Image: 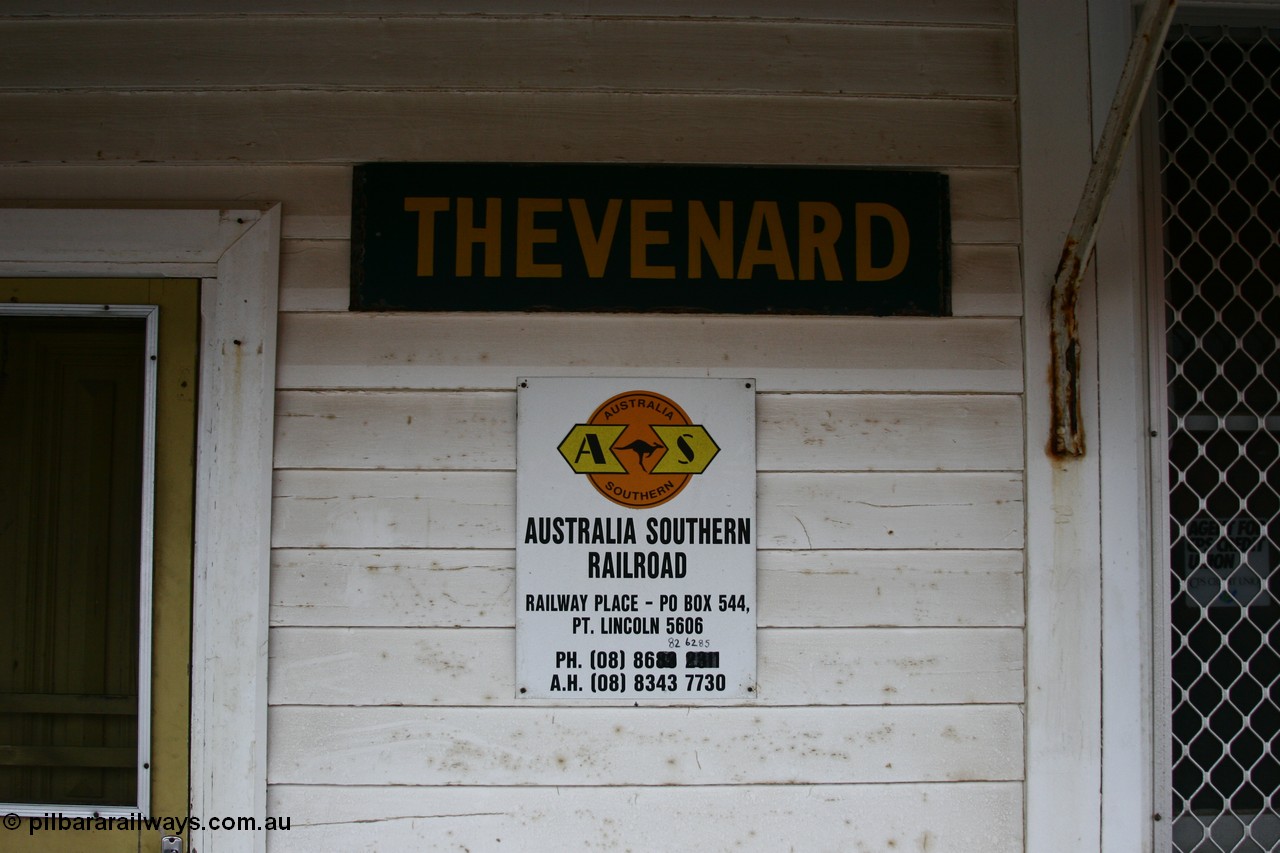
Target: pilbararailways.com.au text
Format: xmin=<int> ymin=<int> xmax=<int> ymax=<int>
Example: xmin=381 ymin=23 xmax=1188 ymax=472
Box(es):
xmin=5 ymin=812 xmax=291 ymax=835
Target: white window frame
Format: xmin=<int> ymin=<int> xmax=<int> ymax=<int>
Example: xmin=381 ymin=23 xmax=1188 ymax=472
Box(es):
xmin=0 ymin=206 xmax=280 ymax=853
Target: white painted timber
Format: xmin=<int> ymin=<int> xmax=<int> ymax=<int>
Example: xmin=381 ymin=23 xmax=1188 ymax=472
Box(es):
xmin=758 ymin=549 xmax=1024 ymax=628
xmin=950 ymin=167 xmax=1022 ymax=244
xmin=267 ymin=626 xmax=1023 ymax=706
xmin=0 ymin=164 xmax=353 ymax=240
xmin=759 ymin=472 xmax=1023 ymax=549
xmin=267 ymin=704 xmax=1023 ymax=786
xmin=271 ymin=470 xmax=512 ymax=550
xmin=760 ymin=628 xmax=1024 ymax=705
xmin=0 ymin=92 xmax=1016 ymax=167
xmin=270 ymin=470 xmax=1024 ymax=549
xmin=273 ymin=390 xmax=1022 ymax=471
xmin=270 ymin=549 xmax=515 ymax=628
xmin=0 ymin=207 xmax=280 ymax=853
xmin=0 ymin=207 xmax=252 ymax=267
xmin=275 ymin=314 xmax=1024 ymax=393
xmin=1092 ymin=0 xmax=1167 ymax=849
xmin=269 ymin=548 xmax=1024 ymax=629
xmin=756 ymin=393 xmax=1023 ymax=470
xmin=6 ymin=1 xmax=1016 ymax=25
xmin=950 ymin=243 xmax=1023 ymax=316
xmin=273 ymin=390 xmax=515 ymax=471
xmin=266 ymin=782 xmax=1023 ymax=853
xmin=278 ymin=240 xmax=348 ymax=311
xmin=1018 ymin=0 xmax=1104 ymax=850
xmin=192 ymin=210 xmax=280 ymax=853
xmin=0 ymin=18 xmax=1014 ymax=99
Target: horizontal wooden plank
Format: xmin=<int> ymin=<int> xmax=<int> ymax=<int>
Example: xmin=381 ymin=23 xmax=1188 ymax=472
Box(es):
xmin=271 ymin=548 xmax=514 ymax=628
xmin=267 ymin=626 xmax=1023 ymax=706
xmin=762 ymin=473 xmax=1024 ymax=549
xmin=270 ymin=548 xmax=1024 ymax=629
xmin=270 ymin=471 xmax=1024 ymax=549
xmin=7 ymin=2 xmax=1016 ymax=26
xmin=270 ymin=468 xmax=509 ymax=548
xmin=0 ymin=19 xmax=1014 ymax=99
xmin=280 ymin=239 xmax=1022 ymax=315
xmin=756 ymin=393 xmax=1023 ymax=470
xmin=271 ymin=470 xmax=513 ymax=550
xmin=949 ymin=243 xmax=1022 ymax=316
xmin=267 ymin=782 xmax=1023 ymax=853
xmin=950 ymin=167 xmax=1020 ymax=244
xmin=276 ymin=314 xmax=1024 ymax=393
xmin=0 ymin=164 xmax=353 ymax=240
xmin=267 ymin=704 xmax=1023 ymax=785
xmin=761 ymin=628 xmax=1023 ymax=705
xmin=273 ymin=390 xmax=1022 ymax=472
xmin=759 ymin=549 xmax=1024 ymax=627
xmin=273 ymin=391 xmax=513 ymax=471
xmin=0 ymin=207 xmax=256 ymax=265
xmin=278 ymin=239 xmax=347 ymax=310
xmin=0 ymin=91 xmax=1017 ymax=167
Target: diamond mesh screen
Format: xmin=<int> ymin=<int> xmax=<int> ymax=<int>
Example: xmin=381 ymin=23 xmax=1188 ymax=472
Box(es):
xmin=1159 ymin=23 xmax=1280 ymax=852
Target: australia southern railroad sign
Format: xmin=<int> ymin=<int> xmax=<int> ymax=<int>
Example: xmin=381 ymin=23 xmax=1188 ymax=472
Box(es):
xmin=516 ymin=377 xmax=757 ymax=701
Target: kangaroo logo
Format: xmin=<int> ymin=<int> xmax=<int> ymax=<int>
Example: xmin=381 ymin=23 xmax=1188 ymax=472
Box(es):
xmin=557 ymin=390 xmax=719 ymax=509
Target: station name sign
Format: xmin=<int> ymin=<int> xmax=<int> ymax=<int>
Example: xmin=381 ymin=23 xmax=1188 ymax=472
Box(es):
xmin=351 ymin=163 xmax=950 ymax=315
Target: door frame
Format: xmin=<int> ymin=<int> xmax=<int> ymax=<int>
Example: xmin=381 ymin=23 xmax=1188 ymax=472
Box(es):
xmin=1022 ymin=2 xmax=1280 ymax=852
xmin=1019 ymin=0 xmax=1155 ymax=850
xmin=0 ymin=206 xmax=280 ymax=853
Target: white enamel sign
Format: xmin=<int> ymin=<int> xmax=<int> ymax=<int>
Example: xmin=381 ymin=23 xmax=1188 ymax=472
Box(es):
xmin=516 ymin=377 xmax=757 ymax=700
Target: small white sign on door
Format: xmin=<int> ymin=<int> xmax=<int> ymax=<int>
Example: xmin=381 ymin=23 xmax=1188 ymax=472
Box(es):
xmin=1184 ymin=517 xmax=1271 ymax=608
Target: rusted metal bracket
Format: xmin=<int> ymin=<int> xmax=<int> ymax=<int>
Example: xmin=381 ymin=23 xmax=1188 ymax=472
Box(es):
xmin=1050 ymin=0 xmax=1177 ymax=456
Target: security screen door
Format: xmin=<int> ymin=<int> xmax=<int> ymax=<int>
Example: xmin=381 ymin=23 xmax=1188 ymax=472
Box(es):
xmin=1157 ymin=22 xmax=1280 ymax=852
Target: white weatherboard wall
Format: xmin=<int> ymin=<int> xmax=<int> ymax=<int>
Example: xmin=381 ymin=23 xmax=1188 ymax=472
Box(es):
xmin=0 ymin=2 xmax=1025 ymax=850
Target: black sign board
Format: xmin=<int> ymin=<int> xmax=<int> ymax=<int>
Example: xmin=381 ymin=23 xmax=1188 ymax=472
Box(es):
xmin=351 ymin=163 xmax=950 ymax=315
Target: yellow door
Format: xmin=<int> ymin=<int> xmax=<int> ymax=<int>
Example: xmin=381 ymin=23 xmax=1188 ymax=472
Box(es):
xmin=1 ymin=279 xmax=197 ymax=852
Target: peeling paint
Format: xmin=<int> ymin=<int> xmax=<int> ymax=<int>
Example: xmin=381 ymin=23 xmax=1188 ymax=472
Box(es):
xmin=1048 ymin=0 xmax=1177 ymax=456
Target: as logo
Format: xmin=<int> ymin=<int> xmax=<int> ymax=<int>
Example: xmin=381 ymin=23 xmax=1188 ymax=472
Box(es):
xmin=558 ymin=390 xmax=719 ymax=509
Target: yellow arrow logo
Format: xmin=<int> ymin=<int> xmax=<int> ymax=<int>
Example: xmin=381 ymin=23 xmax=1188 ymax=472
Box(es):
xmin=558 ymin=424 xmax=627 ymax=473
xmin=650 ymin=425 xmax=720 ymax=474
